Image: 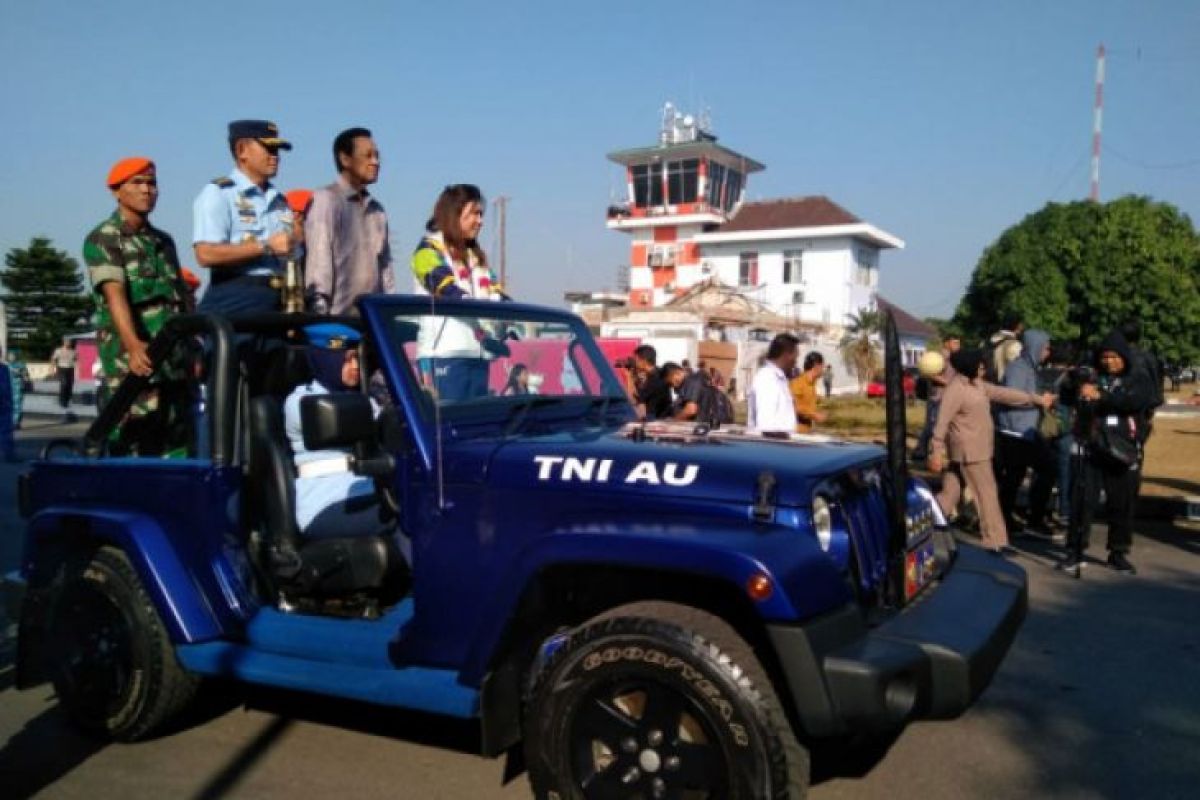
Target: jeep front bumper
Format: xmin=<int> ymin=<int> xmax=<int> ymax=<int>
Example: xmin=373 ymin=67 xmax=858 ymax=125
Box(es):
xmin=767 ymin=539 xmax=1027 ymax=737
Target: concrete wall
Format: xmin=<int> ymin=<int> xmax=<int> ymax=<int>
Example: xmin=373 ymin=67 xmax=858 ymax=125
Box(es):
xmin=700 ymin=236 xmax=879 ymax=327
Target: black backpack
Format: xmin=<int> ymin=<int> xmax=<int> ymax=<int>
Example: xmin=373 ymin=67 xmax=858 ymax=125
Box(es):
xmin=697 ymin=380 xmax=735 ymax=426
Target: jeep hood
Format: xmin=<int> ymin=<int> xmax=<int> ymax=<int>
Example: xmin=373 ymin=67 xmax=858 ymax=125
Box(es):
xmin=484 ymin=424 xmax=885 ymax=508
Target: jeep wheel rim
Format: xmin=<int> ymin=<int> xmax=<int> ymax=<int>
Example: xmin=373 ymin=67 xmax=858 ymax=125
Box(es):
xmin=570 ymin=679 xmax=727 ymax=799
xmin=53 ymin=582 xmax=134 ymax=724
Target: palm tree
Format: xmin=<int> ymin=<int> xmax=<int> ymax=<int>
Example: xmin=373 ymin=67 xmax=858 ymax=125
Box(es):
xmin=839 ymin=309 xmax=884 ymax=393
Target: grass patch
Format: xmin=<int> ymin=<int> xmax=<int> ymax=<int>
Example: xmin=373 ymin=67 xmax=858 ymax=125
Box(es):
xmin=733 ymin=395 xmax=927 ymax=439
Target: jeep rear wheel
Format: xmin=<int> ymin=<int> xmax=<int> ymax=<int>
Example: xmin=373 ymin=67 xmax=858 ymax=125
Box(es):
xmin=47 ymin=546 xmax=199 ymax=741
xmin=524 ymin=601 xmax=808 ymax=799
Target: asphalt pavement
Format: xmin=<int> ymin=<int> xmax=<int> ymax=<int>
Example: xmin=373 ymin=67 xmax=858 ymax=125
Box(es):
xmin=2 ymin=417 xmax=1199 ymax=799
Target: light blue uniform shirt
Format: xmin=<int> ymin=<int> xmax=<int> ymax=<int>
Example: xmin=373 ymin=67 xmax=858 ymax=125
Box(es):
xmin=284 ymin=381 xmax=377 ymax=532
xmin=193 ymin=168 xmax=292 ymax=277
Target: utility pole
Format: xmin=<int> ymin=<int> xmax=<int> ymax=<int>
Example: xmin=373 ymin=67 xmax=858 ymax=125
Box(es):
xmin=494 ymin=196 xmax=509 ymax=290
xmin=1090 ymin=43 xmax=1106 ymax=202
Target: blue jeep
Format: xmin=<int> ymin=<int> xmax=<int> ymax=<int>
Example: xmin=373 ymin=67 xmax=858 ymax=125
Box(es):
xmin=5 ymin=297 xmax=1026 ymax=799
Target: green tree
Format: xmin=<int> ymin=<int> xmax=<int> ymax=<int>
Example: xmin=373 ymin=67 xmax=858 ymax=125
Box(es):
xmin=952 ymin=196 xmax=1200 ymax=363
xmin=1 ymin=237 xmax=91 ymax=358
xmin=839 ymin=308 xmax=883 ymax=392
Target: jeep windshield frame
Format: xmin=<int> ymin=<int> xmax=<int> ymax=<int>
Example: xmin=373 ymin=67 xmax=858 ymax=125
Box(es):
xmin=359 ymin=295 xmax=634 ymax=470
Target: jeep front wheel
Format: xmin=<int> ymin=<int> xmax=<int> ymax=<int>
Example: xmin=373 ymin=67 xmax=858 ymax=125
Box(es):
xmin=47 ymin=546 xmax=199 ymax=741
xmin=524 ymin=601 xmax=809 ymax=799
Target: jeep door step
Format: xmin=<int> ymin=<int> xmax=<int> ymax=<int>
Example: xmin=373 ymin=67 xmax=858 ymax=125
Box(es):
xmin=175 ymin=641 xmax=479 ymax=718
xmin=240 ymin=600 xmax=414 ymax=669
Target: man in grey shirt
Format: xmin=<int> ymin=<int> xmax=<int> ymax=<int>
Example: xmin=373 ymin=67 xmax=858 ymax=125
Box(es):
xmin=304 ymin=127 xmax=395 ymax=315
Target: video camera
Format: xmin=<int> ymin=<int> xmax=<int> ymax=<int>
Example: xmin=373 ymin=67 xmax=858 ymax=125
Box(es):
xmin=1067 ymin=364 xmax=1098 ymax=386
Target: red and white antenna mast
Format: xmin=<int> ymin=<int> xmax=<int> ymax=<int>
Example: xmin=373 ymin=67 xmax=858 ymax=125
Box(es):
xmin=1090 ymin=43 xmax=1106 ymax=202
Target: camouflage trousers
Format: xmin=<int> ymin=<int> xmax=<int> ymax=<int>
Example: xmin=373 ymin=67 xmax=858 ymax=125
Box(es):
xmin=100 ymin=378 xmax=193 ymax=458
xmin=96 ymin=301 xmax=186 ymax=383
xmin=97 ymin=302 xmax=194 ymax=457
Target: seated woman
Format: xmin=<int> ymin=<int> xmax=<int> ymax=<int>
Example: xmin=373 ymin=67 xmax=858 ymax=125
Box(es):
xmin=283 ymin=324 xmax=395 ymax=545
xmin=501 ymin=363 xmax=531 ymax=396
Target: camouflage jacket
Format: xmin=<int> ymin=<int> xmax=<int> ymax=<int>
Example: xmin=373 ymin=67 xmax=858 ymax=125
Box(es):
xmin=83 ymin=211 xmax=189 ymax=380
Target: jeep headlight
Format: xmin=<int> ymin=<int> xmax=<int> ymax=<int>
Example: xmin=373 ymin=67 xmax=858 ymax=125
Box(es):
xmin=812 ymin=496 xmax=833 ymax=552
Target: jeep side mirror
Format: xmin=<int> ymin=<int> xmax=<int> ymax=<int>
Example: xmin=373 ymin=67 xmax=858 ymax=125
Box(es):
xmin=301 ymin=394 xmax=375 ymax=451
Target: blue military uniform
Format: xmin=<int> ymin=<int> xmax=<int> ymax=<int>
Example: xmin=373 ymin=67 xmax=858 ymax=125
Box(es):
xmin=194 ymin=120 xmax=295 ymax=315
xmin=283 ymin=325 xmax=396 ymax=548
xmin=194 ymin=169 xmax=294 ymax=314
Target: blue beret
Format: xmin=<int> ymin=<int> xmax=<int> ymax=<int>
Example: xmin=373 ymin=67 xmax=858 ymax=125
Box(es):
xmin=304 ymin=323 xmax=361 ymax=351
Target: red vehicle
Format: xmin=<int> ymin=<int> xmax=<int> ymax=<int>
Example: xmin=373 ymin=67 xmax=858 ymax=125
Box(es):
xmin=867 ymin=368 xmax=917 ymax=398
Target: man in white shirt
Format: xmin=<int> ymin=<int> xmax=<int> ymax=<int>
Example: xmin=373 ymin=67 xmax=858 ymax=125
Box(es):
xmin=50 ymin=339 xmax=77 ymax=413
xmin=749 ymin=333 xmax=801 ymax=435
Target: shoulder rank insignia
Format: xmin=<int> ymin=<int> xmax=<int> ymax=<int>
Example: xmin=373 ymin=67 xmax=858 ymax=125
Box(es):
xmin=211 ymin=177 xmax=235 ymax=188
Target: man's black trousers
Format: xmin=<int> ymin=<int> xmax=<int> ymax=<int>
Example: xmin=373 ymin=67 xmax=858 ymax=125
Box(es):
xmin=1068 ymin=452 xmax=1137 ymax=555
xmin=995 ymin=433 xmax=1055 ymax=528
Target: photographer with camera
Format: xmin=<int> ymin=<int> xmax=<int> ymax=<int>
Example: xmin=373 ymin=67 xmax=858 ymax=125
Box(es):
xmin=1058 ymin=329 xmax=1155 ymax=577
xmin=620 ymin=345 xmax=675 ymax=420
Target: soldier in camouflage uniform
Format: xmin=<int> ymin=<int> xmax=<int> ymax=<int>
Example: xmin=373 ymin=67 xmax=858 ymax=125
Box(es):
xmin=83 ymin=157 xmax=192 ymax=457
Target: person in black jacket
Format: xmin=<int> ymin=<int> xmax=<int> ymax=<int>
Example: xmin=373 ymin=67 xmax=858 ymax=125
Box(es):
xmin=1059 ymin=329 xmax=1154 ymax=577
xmin=1119 ymin=320 xmax=1164 ymax=435
xmin=640 ymin=362 xmax=682 ymax=420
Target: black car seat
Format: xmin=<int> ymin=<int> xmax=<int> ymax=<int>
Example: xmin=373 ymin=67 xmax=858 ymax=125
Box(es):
xmin=246 ymin=346 xmax=396 ymax=603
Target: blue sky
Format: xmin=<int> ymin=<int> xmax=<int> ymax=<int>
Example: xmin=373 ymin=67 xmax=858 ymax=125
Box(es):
xmin=2 ymin=1 xmax=1197 ymax=318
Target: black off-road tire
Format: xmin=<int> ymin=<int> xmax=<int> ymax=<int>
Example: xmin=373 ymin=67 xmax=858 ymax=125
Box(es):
xmin=47 ymin=546 xmax=200 ymax=741
xmin=524 ymin=601 xmax=809 ymax=799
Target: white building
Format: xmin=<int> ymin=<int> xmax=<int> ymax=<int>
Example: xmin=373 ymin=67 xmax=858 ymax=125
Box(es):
xmin=605 ymin=105 xmax=904 ymax=333
xmin=691 ymin=197 xmax=903 ymax=329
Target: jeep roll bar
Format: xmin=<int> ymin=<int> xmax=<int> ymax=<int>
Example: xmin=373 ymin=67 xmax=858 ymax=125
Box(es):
xmin=84 ymin=313 xmax=368 ymax=464
xmin=882 ymin=310 xmax=910 ymax=607
xmin=84 ymin=314 xmax=237 ymax=464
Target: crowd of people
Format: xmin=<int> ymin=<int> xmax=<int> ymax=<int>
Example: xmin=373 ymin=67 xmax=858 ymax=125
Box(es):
xmin=743 ymin=333 xmax=831 ymax=435
xmin=77 ymin=119 xmax=504 ymax=456
xmin=725 ymin=318 xmax=1162 ymax=576
xmin=920 ymin=314 xmax=1163 ymax=575
xmin=622 ymin=333 xmax=835 ymax=435
xmin=68 ymin=119 xmax=507 ymax=539
xmin=621 ymin=346 xmax=733 ymax=426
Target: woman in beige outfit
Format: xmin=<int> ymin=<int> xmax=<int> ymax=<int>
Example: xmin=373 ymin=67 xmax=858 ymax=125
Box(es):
xmin=929 ymin=349 xmax=1052 ymax=552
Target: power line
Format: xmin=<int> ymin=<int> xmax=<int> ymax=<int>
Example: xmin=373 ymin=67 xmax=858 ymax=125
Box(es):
xmin=1104 ymin=46 xmax=1200 ymax=64
xmin=1103 ymin=142 xmax=1200 ymax=171
xmin=1047 ymin=150 xmax=1090 ymax=200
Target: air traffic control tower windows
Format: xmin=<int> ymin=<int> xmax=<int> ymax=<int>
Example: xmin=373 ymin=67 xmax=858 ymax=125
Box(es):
xmin=667 ymin=159 xmax=699 ymax=205
xmin=705 ymin=162 xmax=743 ymax=213
xmin=631 ymin=163 xmax=664 ymax=208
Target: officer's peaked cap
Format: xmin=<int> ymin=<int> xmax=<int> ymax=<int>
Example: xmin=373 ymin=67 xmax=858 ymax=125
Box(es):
xmin=228 ymin=119 xmax=292 ymax=150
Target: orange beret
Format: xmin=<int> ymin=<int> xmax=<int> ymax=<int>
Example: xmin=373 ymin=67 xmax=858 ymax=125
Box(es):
xmin=286 ymin=189 xmax=313 ymax=214
xmin=107 ymin=157 xmax=155 ymax=189
xmin=180 ymin=268 xmax=201 ymax=290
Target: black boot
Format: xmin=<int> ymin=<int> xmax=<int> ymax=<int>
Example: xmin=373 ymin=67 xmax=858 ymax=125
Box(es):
xmin=1057 ymin=550 xmax=1085 ymax=578
xmin=1107 ymin=551 xmax=1137 ymax=575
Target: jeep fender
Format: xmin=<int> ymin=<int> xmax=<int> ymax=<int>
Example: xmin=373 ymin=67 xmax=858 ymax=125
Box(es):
xmin=24 ymin=507 xmax=222 ymax=643
xmin=461 ymin=520 xmax=851 ymax=685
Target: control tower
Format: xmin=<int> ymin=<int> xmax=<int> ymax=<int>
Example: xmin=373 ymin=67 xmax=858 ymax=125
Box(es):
xmin=606 ymin=104 xmax=765 ymax=308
